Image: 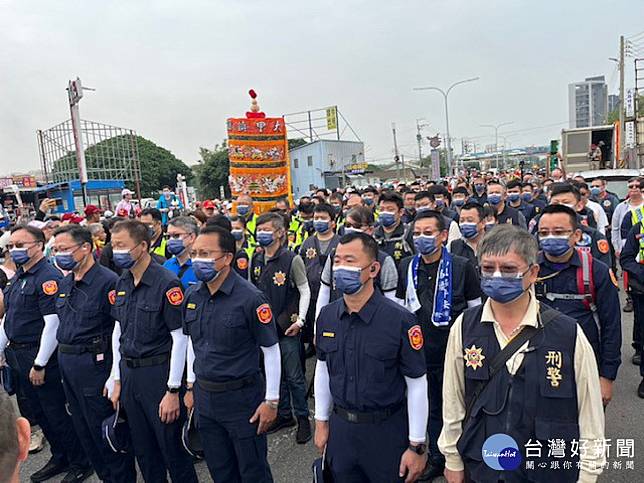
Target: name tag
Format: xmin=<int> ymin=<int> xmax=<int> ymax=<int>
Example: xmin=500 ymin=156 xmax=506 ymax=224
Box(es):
xmin=187 ymin=303 xmax=196 ymax=310
xmin=117 ymin=291 xmax=126 ymax=296
xmin=322 ymin=332 xmax=335 ymax=338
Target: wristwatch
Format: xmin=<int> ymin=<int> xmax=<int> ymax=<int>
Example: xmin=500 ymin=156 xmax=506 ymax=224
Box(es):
xmin=264 ymin=400 xmax=279 ymax=410
xmin=32 ymin=365 xmax=45 ymax=372
xmin=167 ymin=386 xmax=180 ymax=394
xmin=408 ymin=443 xmax=427 ymax=455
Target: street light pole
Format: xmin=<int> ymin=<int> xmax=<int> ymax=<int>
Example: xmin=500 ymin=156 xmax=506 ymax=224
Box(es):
xmin=413 ymin=77 xmax=480 ymax=176
xmin=480 ymin=121 xmax=514 ymax=171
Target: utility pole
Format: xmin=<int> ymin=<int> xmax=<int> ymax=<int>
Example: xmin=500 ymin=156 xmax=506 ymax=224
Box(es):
xmin=481 ymin=121 xmax=513 ymax=171
xmin=619 ymin=35 xmax=625 ymax=167
xmin=392 ymin=122 xmax=401 ymax=180
xmin=401 ymin=154 xmax=405 ymax=181
xmin=68 ymin=77 xmax=90 ymax=206
xmin=416 ymin=120 xmax=423 ymax=168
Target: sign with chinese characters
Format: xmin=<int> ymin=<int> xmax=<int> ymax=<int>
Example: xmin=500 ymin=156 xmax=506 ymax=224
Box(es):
xmin=626 ymin=89 xmax=635 ymax=118
xmin=326 ymin=106 xmax=337 ymax=131
xmin=625 ymin=121 xmax=636 ymax=148
xmin=0 ymin=175 xmax=37 ymax=189
xmin=347 ymin=162 xmax=368 ymax=175
xmin=227 ymin=117 xmax=292 ymax=213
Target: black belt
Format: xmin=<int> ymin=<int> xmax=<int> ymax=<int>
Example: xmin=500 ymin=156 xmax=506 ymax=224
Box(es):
xmin=8 ymin=341 xmax=38 ymax=351
xmin=333 ymin=401 xmax=404 ymax=424
xmin=197 ymin=374 xmax=259 ymax=393
xmin=58 ymin=337 xmax=110 ymax=355
xmin=123 ymin=353 xmax=169 ymax=368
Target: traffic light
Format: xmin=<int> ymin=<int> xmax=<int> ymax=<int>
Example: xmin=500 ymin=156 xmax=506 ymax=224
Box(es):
xmin=549 ymin=140 xmax=559 ymax=171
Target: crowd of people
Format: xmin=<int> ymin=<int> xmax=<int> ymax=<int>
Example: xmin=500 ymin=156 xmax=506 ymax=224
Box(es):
xmin=0 ymin=165 xmax=640 ymax=482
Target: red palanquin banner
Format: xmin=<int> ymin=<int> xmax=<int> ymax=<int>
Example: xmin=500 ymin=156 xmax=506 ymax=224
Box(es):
xmin=227 ymin=117 xmax=292 ymax=213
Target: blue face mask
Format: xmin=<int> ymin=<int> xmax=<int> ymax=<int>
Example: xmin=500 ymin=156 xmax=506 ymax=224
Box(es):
xmin=343 ymin=227 xmax=362 ymax=235
xmin=379 ymin=212 xmax=396 ymax=228
xmin=231 ymin=229 xmax=244 ymax=241
xmin=364 ymin=198 xmax=374 ymax=206
xmin=508 ymin=193 xmax=521 ymax=203
xmin=314 ymin=220 xmax=329 ymax=233
xmin=55 ymin=252 xmax=79 ymax=271
xmin=487 ymin=194 xmax=502 ymax=206
xmin=475 ymin=184 xmax=485 ymax=194
xmin=453 ymin=199 xmax=465 ymax=207
xmin=257 ymin=231 xmax=275 ymax=247
xmin=540 ymin=236 xmax=572 ymax=257
xmin=167 ymin=238 xmax=186 ymax=256
xmin=522 ymin=193 xmax=533 ymax=202
xmin=10 ymin=248 xmax=30 ymax=266
xmin=484 ymin=223 xmax=496 ymax=233
xmin=480 ymin=275 xmax=527 ymax=304
xmin=590 ymin=187 xmax=601 ymax=197
xmin=333 ymin=265 xmax=367 ymax=295
xmin=434 ymin=199 xmax=445 ymax=209
xmin=303 ymin=220 xmax=314 ymax=231
xmin=460 ymin=223 xmax=479 ymax=239
xmin=414 ymin=235 xmax=438 ymax=255
xmin=237 ymin=205 xmax=250 ymax=216
xmin=192 ymin=258 xmax=219 ymax=283
xmin=112 ymin=249 xmax=137 ymax=269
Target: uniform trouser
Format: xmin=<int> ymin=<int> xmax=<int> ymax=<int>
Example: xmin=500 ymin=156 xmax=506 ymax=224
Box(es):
xmin=326 ymin=405 xmax=407 ymax=482
xmin=59 ymin=351 xmax=136 ymax=483
xmin=195 ymin=378 xmax=273 ymax=483
xmin=278 ymin=334 xmax=309 ymax=419
xmin=120 ymin=359 xmax=197 ymax=483
xmin=427 ymin=365 xmax=445 ymax=465
xmin=5 ymin=345 xmax=88 ymax=469
xmin=633 ymin=293 xmax=644 ymax=376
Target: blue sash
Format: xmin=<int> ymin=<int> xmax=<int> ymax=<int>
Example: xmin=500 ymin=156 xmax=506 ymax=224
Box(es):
xmin=406 ymin=247 xmax=453 ymax=326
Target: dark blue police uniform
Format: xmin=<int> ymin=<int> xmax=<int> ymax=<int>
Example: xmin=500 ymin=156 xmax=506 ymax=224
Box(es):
xmin=535 ymin=251 xmax=622 ymax=381
xmin=111 ymin=261 xmax=197 ymax=483
xmin=2 ymin=258 xmax=88 ymax=471
xmin=184 ymin=270 xmax=279 ymax=482
xmin=56 ymin=262 xmax=136 ymax=482
xmin=316 ymin=290 xmax=426 ymax=482
xmin=507 ymin=200 xmax=536 ymax=222
xmin=458 ymin=304 xmax=580 ymax=482
xmin=163 ymin=256 xmax=198 ymax=290
xmin=374 ymin=223 xmax=414 ymax=267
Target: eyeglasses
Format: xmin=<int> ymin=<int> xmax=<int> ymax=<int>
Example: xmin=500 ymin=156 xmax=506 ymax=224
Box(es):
xmin=165 ymin=232 xmax=190 ymax=240
xmin=537 ymin=229 xmax=573 ymax=238
xmin=344 ymin=222 xmax=368 ymax=230
xmin=480 ymin=265 xmax=532 ymax=279
xmin=51 ymin=244 xmax=81 ymax=255
xmin=6 ymin=241 xmax=39 ymax=250
xmin=628 ymin=184 xmax=640 ymax=189
xmin=189 ymin=249 xmax=229 ymax=259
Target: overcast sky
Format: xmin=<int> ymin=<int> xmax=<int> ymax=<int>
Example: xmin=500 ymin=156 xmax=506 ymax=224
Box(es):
xmin=2 ymin=0 xmax=643 ymax=175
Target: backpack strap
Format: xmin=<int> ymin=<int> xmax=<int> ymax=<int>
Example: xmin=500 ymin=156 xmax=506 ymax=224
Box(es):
xmin=576 ymin=248 xmax=601 ymax=338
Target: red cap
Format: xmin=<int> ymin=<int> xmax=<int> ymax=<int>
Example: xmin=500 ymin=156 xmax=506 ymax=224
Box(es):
xmin=202 ymin=200 xmax=215 ymax=209
xmin=84 ymin=204 xmax=100 ymax=217
xmin=62 ymin=213 xmax=84 ymax=224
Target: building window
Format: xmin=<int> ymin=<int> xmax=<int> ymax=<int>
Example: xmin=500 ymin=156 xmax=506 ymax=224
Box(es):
xmin=307 ymin=156 xmax=313 ymax=167
xmin=293 ymin=158 xmax=299 ymax=168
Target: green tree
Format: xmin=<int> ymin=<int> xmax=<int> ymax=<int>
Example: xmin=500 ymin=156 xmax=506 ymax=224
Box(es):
xmin=195 ymin=141 xmax=230 ymax=200
xmin=607 ymin=95 xmax=644 ymax=123
xmin=51 ymin=134 xmax=193 ymax=198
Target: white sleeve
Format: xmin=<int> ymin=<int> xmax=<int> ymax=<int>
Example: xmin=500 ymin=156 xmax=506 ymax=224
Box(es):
xmin=296 ymin=282 xmax=311 ymax=325
xmin=260 ymin=343 xmax=281 ymax=400
xmin=405 ymin=375 xmax=429 ymax=443
xmin=0 ymin=322 xmax=8 ymax=355
xmin=186 ymin=337 xmax=196 ymax=384
xmin=597 ymin=206 xmax=609 ymax=235
xmin=315 ymin=283 xmax=331 ymax=321
xmin=34 ymin=314 xmax=60 ymax=367
xmin=447 ymin=221 xmax=462 ymax=245
xmin=110 ymin=322 xmax=121 ymax=381
xmin=314 ymin=360 xmax=333 ymax=421
xmin=384 ymin=290 xmax=399 ymax=303
xmin=167 ymin=328 xmax=187 ymax=388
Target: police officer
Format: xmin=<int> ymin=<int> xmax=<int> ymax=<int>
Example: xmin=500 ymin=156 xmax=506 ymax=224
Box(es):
xmin=106 ymin=220 xmax=197 ymax=482
xmin=396 ymin=211 xmax=481 ymax=481
xmin=314 ymin=232 xmax=429 ymax=482
xmin=52 ymin=225 xmax=136 ymax=482
xmin=413 ymin=192 xmax=462 ymax=245
xmin=141 ymin=208 xmax=169 ymax=261
xmin=183 ymin=225 xmax=281 ymax=482
xmin=439 ymin=225 xmax=606 ymax=483
xmin=374 ymin=192 xmax=414 ymax=267
xmin=298 ymin=204 xmax=339 ymax=357
xmin=530 ymin=183 xmax=612 ymax=267
xmin=251 ymin=212 xmax=312 ymax=443
xmin=0 ymin=225 xmax=91 ymax=482
xmin=506 ymin=179 xmax=537 ymax=222
xmin=535 ymin=205 xmax=621 ymax=406
xmin=448 ymin=202 xmax=487 ymax=270
xmin=486 ymin=180 xmax=527 ymax=228
xmin=521 ymin=181 xmax=546 ymax=216
xmin=230 ymin=215 xmax=254 ymax=280
xmin=470 ymin=177 xmax=488 ymax=206
xmin=163 ymin=216 xmax=199 ymax=290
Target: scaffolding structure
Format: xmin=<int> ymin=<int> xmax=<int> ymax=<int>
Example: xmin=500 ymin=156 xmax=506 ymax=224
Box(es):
xmin=283 ymin=106 xmax=361 ymax=143
xmin=37 ymin=119 xmax=142 ymax=197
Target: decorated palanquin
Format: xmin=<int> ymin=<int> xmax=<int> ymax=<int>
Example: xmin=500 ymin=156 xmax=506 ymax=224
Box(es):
xmin=227 ymin=90 xmax=293 ymax=213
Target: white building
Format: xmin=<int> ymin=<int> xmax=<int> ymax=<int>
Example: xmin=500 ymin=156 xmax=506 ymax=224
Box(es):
xmin=289 ymin=140 xmax=364 ymax=198
xmin=568 ymin=76 xmax=608 ymax=128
